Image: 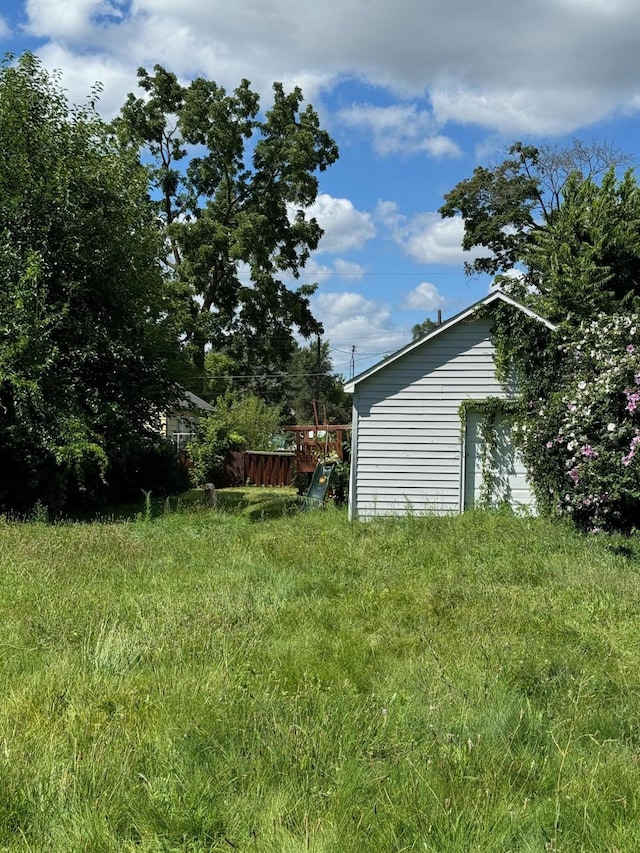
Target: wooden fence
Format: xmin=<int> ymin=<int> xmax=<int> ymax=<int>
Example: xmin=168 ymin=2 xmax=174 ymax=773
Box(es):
xmin=187 ymin=426 xmax=352 ymax=488
xmin=244 ymin=451 xmax=295 ymax=487
xmin=219 ymin=450 xmax=295 ymax=488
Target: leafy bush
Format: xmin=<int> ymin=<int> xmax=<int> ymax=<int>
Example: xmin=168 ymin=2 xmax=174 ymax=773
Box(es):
xmin=107 ymin=438 xmax=192 ymax=501
xmin=187 ymin=420 xmax=246 ymax=486
xmin=517 ymin=314 xmax=640 ymax=531
xmin=209 ymin=391 xmax=282 ymax=451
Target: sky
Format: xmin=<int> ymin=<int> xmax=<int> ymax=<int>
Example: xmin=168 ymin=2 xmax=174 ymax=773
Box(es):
xmin=3 ymin=0 xmax=640 ymax=376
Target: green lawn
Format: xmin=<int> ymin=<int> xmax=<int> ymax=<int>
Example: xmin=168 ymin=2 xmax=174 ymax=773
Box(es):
xmin=1 ymin=492 xmax=640 ymax=851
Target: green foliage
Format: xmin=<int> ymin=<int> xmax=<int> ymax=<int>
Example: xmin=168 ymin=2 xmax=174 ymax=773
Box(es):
xmin=485 ymin=171 xmax=640 ymax=531
xmin=527 ymin=169 xmax=640 ymax=321
xmin=211 ymin=390 xmax=282 ymax=451
xmin=202 ymin=350 xmax=236 ymax=400
xmin=440 ymin=139 xmax=631 ymax=278
xmin=2 ymin=508 xmax=640 ymax=849
xmin=446 ymin=144 xmax=640 ymax=531
xmin=282 ymin=339 xmax=352 ymax=424
xmin=186 ymin=419 xmax=245 ymax=486
xmin=106 ymin=438 xmax=192 ymax=502
xmin=115 ymin=66 xmax=339 ymax=371
xmin=516 ymin=315 xmax=640 ymax=531
xmin=411 ymin=316 xmax=438 ymax=340
xmin=0 ymin=54 xmax=184 ymax=512
xmin=187 ymin=391 xmax=281 ymax=485
xmin=440 ymin=142 xmax=542 ymax=276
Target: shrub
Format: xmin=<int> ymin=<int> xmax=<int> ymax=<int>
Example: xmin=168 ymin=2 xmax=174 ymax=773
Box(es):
xmin=517 ymin=314 xmax=640 ymax=531
xmin=187 ymin=421 xmax=246 ymax=486
xmin=211 ymin=391 xmax=282 ymax=451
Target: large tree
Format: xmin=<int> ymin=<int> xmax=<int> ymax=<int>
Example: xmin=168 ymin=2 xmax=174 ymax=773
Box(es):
xmin=527 ymin=169 xmax=640 ymax=322
xmin=439 ymin=139 xmax=632 ymax=278
xmin=115 ymin=66 xmax=339 ymax=375
xmin=0 ymin=54 xmax=185 ymax=511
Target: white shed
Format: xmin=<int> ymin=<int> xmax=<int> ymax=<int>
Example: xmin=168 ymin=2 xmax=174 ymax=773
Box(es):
xmin=343 ymin=291 xmax=555 ymax=520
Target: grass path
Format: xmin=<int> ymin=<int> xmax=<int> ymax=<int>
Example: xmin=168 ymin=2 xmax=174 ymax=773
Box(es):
xmin=0 ymin=494 xmax=639 ymax=850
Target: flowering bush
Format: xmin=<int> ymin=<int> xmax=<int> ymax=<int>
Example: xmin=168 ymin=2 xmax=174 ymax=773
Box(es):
xmin=517 ymin=314 xmax=640 ymax=532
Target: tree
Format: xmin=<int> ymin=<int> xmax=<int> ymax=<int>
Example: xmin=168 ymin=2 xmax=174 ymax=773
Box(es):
xmin=208 ymin=390 xmax=282 ymax=451
xmin=282 ymin=340 xmax=352 ymax=424
xmin=527 ymin=169 xmax=640 ymax=322
xmin=411 ymin=317 xmax=438 ymax=340
xmin=115 ymin=66 xmax=339 ymax=373
xmin=186 ymin=390 xmax=282 ymax=486
xmin=0 ymin=54 xmax=184 ymax=511
xmin=439 ymin=139 xmax=632 ymax=277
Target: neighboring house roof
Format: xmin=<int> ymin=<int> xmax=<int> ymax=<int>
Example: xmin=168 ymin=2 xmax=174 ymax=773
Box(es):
xmin=344 ymin=290 xmax=556 ymax=393
xmin=170 ymin=389 xmax=215 ymax=413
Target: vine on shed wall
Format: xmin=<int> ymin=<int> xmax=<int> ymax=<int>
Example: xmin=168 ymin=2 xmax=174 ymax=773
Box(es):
xmin=459 ymin=397 xmax=519 ymax=506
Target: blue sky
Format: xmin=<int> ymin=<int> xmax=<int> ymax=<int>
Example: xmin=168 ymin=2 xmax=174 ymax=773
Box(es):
xmin=3 ymin=0 xmax=640 ymax=375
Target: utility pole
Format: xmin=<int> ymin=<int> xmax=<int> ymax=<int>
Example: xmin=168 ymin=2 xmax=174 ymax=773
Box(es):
xmin=350 ymin=345 xmax=355 ymax=379
xmin=315 ymin=333 xmax=321 ymax=403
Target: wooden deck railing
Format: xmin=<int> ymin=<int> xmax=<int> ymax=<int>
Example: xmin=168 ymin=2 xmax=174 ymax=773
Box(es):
xmin=282 ymin=425 xmax=351 ymax=473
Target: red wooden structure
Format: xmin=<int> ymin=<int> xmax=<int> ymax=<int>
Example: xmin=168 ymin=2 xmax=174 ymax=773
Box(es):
xmin=244 ymin=451 xmax=295 ymax=487
xmin=282 ymin=425 xmax=351 ymax=474
xmin=218 ymin=450 xmax=295 ymax=488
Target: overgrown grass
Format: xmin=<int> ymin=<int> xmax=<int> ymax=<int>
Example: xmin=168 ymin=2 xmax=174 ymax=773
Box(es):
xmin=1 ymin=495 xmax=640 ymax=850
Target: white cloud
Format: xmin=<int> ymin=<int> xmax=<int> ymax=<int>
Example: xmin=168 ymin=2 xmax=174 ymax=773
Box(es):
xmin=297 ymin=258 xmax=366 ymax=285
xmin=403 ymin=215 xmax=473 ymax=265
xmin=15 ymin=0 xmax=640 ymax=149
xmin=403 ymin=282 xmax=446 ymax=311
xmin=0 ymin=16 xmax=10 ymax=38
xmin=332 ymin=259 xmax=365 ymax=279
xmin=377 ymin=203 xmax=488 ymax=266
xmin=306 ymin=194 xmax=376 ymax=254
xmin=25 ymin=0 xmax=126 ymax=41
xmin=312 ymin=291 xmax=408 ymax=358
xmin=339 ymin=103 xmax=460 ymax=157
xmin=34 ymin=43 xmax=135 ymax=116
xmin=422 ymin=135 xmax=462 ymax=158
xmin=430 ymin=86 xmax=611 ymax=137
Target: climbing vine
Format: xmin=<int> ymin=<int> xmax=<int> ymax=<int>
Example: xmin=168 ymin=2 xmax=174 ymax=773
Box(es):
xmin=459 ymin=397 xmax=519 ymax=506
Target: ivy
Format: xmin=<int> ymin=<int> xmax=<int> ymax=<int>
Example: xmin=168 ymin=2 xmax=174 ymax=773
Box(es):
xmin=459 ymin=397 xmax=519 ymax=507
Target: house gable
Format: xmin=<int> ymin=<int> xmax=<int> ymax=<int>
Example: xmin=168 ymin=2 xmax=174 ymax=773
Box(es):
xmin=344 ymin=290 xmax=554 ymax=394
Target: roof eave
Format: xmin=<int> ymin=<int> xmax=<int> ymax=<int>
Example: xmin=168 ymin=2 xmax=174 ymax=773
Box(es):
xmin=344 ymin=290 xmax=555 ymax=392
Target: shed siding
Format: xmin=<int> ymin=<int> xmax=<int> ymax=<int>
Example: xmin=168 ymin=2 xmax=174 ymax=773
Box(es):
xmin=350 ymin=315 xmax=519 ymax=519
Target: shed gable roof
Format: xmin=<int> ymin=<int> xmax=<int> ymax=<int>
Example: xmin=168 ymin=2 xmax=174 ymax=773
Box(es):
xmin=343 ymin=290 xmax=556 ymax=393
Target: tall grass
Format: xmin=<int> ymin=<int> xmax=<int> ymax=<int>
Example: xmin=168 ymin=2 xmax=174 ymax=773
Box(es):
xmin=0 ymin=497 xmax=639 ymax=850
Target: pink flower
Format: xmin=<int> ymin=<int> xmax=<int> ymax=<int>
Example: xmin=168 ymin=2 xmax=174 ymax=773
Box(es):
xmin=568 ymin=467 xmax=580 ymax=484
xmin=628 ymin=345 xmax=635 ymax=353
xmin=581 ymin=444 xmax=597 ymax=459
xmin=625 ymin=389 xmax=640 ymax=412
xmin=622 ymin=438 xmax=640 ymax=466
